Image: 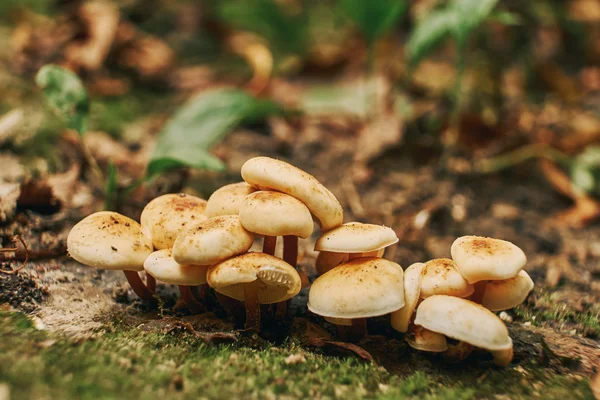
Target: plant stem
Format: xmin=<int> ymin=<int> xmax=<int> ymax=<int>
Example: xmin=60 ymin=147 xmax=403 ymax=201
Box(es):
xmin=476 ymin=144 xmax=571 ymax=173
xmin=123 ymin=271 xmax=155 ymax=303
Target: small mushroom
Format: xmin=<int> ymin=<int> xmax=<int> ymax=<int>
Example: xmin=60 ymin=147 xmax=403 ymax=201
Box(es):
xmin=420 ymin=258 xmax=474 ymax=299
xmin=406 ymin=325 xmax=448 ymax=353
xmin=414 ymin=295 xmax=514 ymax=366
xmin=241 ymin=156 xmax=343 ymax=231
xmin=451 ymin=236 xmax=528 ymax=304
xmin=481 ymin=270 xmax=534 ymax=311
xmin=141 ymin=193 xmax=208 ymax=249
xmin=391 ymin=262 xmax=425 ymax=333
xmin=205 ymin=182 xmax=255 ymax=217
xmin=314 ymin=222 xmax=398 ymax=274
xmin=144 ymin=249 xmax=208 ymax=313
xmin=315 ymin=251 xmax=349 ymax=275
xmin=67 ymin=211 xmax=155 ymax=302
xmin=207 ymin=252 xmax=301 ymax=330
xmin=308 ymin=257 xmax=404 ymax=340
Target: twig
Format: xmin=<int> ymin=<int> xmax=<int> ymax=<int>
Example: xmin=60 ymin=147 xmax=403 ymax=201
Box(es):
xmin=342 ymin=175 xmax=365 ymax=218
xmin=0 ymin=236 xmax=29 ymax=275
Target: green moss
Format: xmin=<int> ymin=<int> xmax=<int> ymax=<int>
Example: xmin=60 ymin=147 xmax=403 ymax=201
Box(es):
xmin=0 ymin=311 xmax=594 ymax=400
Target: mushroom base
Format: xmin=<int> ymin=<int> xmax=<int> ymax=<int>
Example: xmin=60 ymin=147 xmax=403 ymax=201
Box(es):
xmin=123 ymin=271 xmax=156 ymax=303
xmin=178 ymin=285 xmax=205 ymax=314
xmin=337 ymin=318 xmax=367 ymax=342
xmin=243 ymin=280 xmax=261 ymax=330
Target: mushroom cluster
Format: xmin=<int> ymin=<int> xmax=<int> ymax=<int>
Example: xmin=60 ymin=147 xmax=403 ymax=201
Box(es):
xmin=67 ymin=156 xmax=534 ymax=366
xmin=389 ymin=236 xmax=533 ymax=366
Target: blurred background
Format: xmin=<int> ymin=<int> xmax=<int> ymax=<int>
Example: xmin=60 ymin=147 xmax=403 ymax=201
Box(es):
xmin=0 ymin=0 xmax=600 ymax=332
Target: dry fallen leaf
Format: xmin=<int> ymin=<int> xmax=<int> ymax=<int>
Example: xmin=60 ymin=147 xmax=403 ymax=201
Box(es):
xmin=119 ymin=36 xmax=175 ymax=80
xmin=307 ymin=337 xmax=375 ymax=363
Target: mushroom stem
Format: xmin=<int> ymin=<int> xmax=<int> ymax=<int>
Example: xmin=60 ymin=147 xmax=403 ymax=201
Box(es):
xmin=443 ymin=341 xmax=474 ymax=363
xmin=263 ymin=236 xmax=277 ymax=256
xmin=215 ymin=292 xmax=246 ymax=321
xmin=283 ymin=235 xmax=298 ymax=267
xmin=469 ymin=281 xmax=488 ymax=303
xmin=350 ymin=318 xmax=367 ymax=340
xmin=123 ymin=271 xmax=156 ymax=303
xmin=193 ymin=283 xmax=209 ymax=303
xmin=275 ymin=301 xmax=287 ymax=320
xmin=360 ymin=250 xmax=381 ymax=258
xmin=146 ymin=274 xmax=156 ymax=293
xmin=348 ymin=253 xmax=362 ymax=260
xmin=178 ymin=285 xmax=205 ymax=314
xmin=491 ymin=346 xmax=514 ymax=366
xmin=243 ymin=280 xmax=261 ymax=330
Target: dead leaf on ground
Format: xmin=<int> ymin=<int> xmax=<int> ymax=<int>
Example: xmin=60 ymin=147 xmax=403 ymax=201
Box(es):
xmin=306 ymin=337 xmax=375 ymax=363
xmin=87 ymin=76 xmax=130 ymax=97
xmin=412 ymin=61 xmax=455 ymax=94
xmin=139 ymin=317 xmax=238 ymax=344
xmin=83 ymin=131 xmax=148 ymax=179
xmin=118 ymin=36 xmax=175 ymax=80
xmin=0 ymin=109 xmax=24 ymax=146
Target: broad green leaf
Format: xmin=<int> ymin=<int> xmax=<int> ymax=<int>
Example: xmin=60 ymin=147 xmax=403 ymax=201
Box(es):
xmin=147 ymin=88 xmax=283 ymax=178
xmin=570 ymin=146 xmax=600 ymax=197
xmin=35 ymin=65 xmax=89 ymax=136
xmin=340 ymin=0 xmax=407 ymax=45
xmin=406 ymin=10 xmax=455 ymax=66
xmin=450 ymin=0 xmax=499 ymax=43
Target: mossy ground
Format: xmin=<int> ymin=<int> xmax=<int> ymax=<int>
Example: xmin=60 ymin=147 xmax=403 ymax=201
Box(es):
xmin=0 ymin=310 xmax=594 ymax=400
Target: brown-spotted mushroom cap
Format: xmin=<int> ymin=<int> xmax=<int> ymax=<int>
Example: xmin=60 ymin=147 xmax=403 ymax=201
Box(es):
xmin=451 ymin=236 xmax=527 ymax=284
xmin=406 ymin=325 xmax=448 ymax=353
xmin=308 ymin=257 xmax=405 ymax=319
xmin=241 ymin=157 xmax=343 ymax=231
xmin=207 ymin=252 xmax=301 ymax=303
xmin=481 ymin=270 xmax=534 ymax=311
xmin=239 ymin=191 xmax=314 ymax=238
xmin=316 ymin=251 xmax=349 ymax=275
xmin=414 ymin=295 xmax=513 ymax=352
xmin=314 ymin=222 xmax=398 ymax=253
xmin=144 ymin=249 xmax=208 ymax=286
xmin=391 ymin=262 xmax=426 ymax=333
xmin=141 ymin=193 xmax=207 ymax=249
xmin=172 ymin=215 xmax=254 ymax=266
xmin=420 ymin=258 xmax=474 ymax=298
xmin=67 ymin=211 xmax=153 ymax=271
xmin=205 ymin=182 xmax=255 ymax=217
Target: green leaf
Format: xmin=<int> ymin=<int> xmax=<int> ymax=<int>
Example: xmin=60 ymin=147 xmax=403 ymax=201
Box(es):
xmin=104 ymin=162 xmax=118 ymax=211
xmin=35 ymin=65 xmax=89 ymax=136
xmin=489 ymin=10 xmax=522 ymax=25
xmin=570 ymin=146 xmax=600 ymax=197
xmin=147 ymin=88 xmax=283 ymax=178
xmin=340 ymin=0 xmax=407 ymax=45
xmin=406 ymin=10 xmax=455 ymax=66
xmin=450 ymin=0 xmax=499 ymax=43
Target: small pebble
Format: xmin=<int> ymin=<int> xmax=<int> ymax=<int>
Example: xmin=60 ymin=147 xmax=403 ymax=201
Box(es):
xmin=499 ymin=311 xmax=513 ymax=323
xmin=524 ymin=322 xmax=532 ymax=327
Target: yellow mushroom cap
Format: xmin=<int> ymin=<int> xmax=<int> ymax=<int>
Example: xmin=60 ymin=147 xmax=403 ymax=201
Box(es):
xmin=241 ymin=156 xmax=343 ymax=231
xmin=451 ymin=236 xmax=527 ymax=283
xmin=207 ymin=252 xmax=301 ymax=304
xmin=172 ymin=215 xmax=254 ymax=266
xmin=391 ymin=262 xmax=425 ymax=333
xmin=315 ymin=251 xmax=349 ymax=275
xmin=481 ymin=270 xmax=534 ymax=311
xmin=314 ymin=222 xmax=398 ymax=253
xmin=205 ymin=182 xmax=255 ymax=217
xmin=307 ymin=257 xmax=405 ymax=319
xmin=414 ymin=295 xmax=513 ymax=351
xmin=67 ymin=211 xmax=153 ymax=271
xmin=239 ymin=191 xmax=314 ymax=238
xmin=420 ymin=258 xmax=474 ymax=299
xmin=140 ymin=193 xmax=208 ymax=249
xmin=406 ymin=325 xmax=448 ymax=353
xmin=143 ymin=249 xmax=208 ymax=286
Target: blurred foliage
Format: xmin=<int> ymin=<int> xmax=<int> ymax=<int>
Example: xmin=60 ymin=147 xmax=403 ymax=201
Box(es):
xmin=340 ymin=0 xmax=407 ymax=46
xmin=104 ymin=161 xmax=118 ymax=211
xmin=35 ymin=65 xmax=89 ymax=136
xmin=570 ymin=146 xmax=600 ymax=198
xmin=147 ymin=88 xmax=284 ymax=178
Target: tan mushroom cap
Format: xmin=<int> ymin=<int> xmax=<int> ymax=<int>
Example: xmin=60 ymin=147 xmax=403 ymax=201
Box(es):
xmin=391 ymin=262 xmax=425 ymax=333
xmin=414 ymin=295 xmax=513 ymax=351
xmin=67 ymin=211 xmax=153 ymax=271
xmin=420 ymin=258 xmax=474 ymax=299
xmin=451 ymin=236 xmax=527 ymax=283
xmin=239 ymin=191 xmax=314 ymax=238
xmin=314 ymin=222 xmax=398 ymax=253
xmin=143 ymin=249 xmax=208 ymax=286
xmin=308 ymin=257 xmax=405 ymax=319
xmin=406 ymin=325 xmax=448 ymax=352
xmin=140 ymin=193 xmax=208 ymax=249
xmin=241 ymin=156 xmax=343 ymax=231
xmin=316 ymin=251 xmax=349 ymax=275
xmin=172 ymin=215 xmax=254 ymax=266
xmin=324 ymin=316 xmax=353 ymax=326
xmin=207 ymin=252 xmax=301 ymax=303
xmin=205 ymin=182 xmax=255 ymax=217
xmin=482 ymin=270 xmax=534 ymax=311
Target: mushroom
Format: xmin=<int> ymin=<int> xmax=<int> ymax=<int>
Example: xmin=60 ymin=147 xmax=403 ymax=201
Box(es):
xmin=141 ymin=193 xmax=208 ymax=249
xmin=207 ymin=252 xmax=301 ymax=330
xmin=241 ymin=156 xmax=343 ymax=232
xmin=315 ymin=251 xmax=349 ymax=275
xmin=406 ymin=325 xmax=448 ymax=353
xmin=314 ymin=222 xmax=398 ymax=274
xmin=414 ymin=295 xmax=514 ymax=366
xmin=420 ymin=258 xmax=474 ymax=299
xmin=451 ymin=236 xmax=528 ymax=304
xmin=391 ymin=262 xmax=425 ymax=333
xmin=308 ymin=257 xmax=405 ymax=340
xmin=205 ymin=182 xmax=255 ymax=217
xmin=67 ymin=211 xmax=155 ymax=302
xmin=144 ymin=249 xmax=208 ymax=313
xmin=481 ymin=270 xmax=534 ymax=311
